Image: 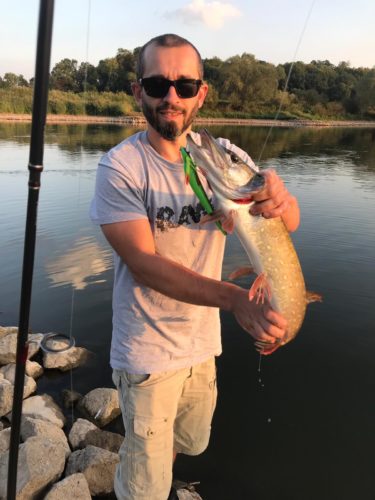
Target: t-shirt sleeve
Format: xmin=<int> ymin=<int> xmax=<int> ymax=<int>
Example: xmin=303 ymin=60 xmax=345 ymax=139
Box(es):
xmin=90 ymin=153 xmax=148 ymax=225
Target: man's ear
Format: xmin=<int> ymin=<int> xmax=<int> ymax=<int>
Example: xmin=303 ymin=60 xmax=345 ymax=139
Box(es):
xmin=131 ymin=82 xmax=142 ymax=106
xmin=198 ymin=82 xmax=209 ymax=109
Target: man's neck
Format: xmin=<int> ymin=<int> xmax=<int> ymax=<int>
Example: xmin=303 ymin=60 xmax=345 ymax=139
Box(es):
xmin=146 ymin=127 xmax=189 ymax=163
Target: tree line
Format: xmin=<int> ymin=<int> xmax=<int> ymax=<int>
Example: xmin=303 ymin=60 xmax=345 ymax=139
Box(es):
xmin=1 ymin=48 xmax=375 ymax=119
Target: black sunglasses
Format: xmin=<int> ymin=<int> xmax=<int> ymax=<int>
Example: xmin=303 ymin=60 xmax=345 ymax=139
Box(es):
xmin=139 ymin=77 xmax=202 ymax=99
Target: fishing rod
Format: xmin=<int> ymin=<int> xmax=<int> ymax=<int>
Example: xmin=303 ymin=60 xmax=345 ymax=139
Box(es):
xmin=7 ymin=1 xmax=55 ymax=499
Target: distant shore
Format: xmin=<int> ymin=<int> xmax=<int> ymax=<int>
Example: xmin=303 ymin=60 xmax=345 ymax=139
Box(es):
xmin=1 ymin=113 xmax=375 ymax=128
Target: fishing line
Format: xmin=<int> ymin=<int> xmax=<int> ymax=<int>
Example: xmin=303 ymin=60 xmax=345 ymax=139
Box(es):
xmin=69 ymin=0 xmax=92 ymax=424
xmin=254 ymin=0 xmax=316 ymax=424
xmin=83 ymin=0 xmax=92 ymax=94
xmin=39 ymin=0 xmax=92 ymax=361
xmin=257 ymin=0 xmax=316 ymax=163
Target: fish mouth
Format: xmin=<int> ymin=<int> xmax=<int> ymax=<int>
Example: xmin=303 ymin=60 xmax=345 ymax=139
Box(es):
xmin=187 ymin=129 xmax=265 ymax=199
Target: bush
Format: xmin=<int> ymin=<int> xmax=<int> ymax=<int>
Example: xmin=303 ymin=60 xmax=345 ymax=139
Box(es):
xmin=0 ymin=87 xmax=33 ymax=113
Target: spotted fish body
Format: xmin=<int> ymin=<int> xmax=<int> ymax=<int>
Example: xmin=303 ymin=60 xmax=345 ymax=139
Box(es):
xmin=234 ymin=205 xmax=306 ymax=343
xmin=186 ymin=130 xmax=308 ymax=349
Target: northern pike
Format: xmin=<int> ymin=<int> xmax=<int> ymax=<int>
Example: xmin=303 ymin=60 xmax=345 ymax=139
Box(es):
xmin=183 ymin=129 xmax=321 ymax=354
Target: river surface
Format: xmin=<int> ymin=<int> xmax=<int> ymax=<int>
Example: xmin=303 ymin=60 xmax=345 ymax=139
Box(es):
xmin=1 ymin=122 xmax=374 ymax=500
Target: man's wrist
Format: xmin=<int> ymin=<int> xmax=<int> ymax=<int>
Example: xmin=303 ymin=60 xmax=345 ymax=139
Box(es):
xmin=220 ymin=282 xmax=245 ymax=313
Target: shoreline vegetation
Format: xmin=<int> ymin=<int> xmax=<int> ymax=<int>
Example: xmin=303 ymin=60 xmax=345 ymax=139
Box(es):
xmin=1 ymin=112 xmax=375 ymax=128
xmin=2 ymin=51 xmax=375 ymax=127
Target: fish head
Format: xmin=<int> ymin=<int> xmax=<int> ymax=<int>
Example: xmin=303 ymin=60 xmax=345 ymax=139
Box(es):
xmin=186 ymin=129 xmax=264 ymax=201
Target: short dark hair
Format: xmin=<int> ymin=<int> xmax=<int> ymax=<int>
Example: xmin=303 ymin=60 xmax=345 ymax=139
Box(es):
xmin=136 ymin=33 xmax=204 ymax=80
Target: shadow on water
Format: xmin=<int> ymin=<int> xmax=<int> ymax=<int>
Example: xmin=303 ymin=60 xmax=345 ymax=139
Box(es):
xmin=1 ymin=123 xmax=374 ymax=500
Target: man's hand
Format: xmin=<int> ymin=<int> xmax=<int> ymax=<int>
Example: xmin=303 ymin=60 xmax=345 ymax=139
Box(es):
xmin=250 ymin=169 xmax=300 ymax=232
xmin=231 ymin=288 xmax=287 ymax=345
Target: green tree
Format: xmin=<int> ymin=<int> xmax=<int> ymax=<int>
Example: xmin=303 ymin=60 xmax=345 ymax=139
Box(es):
xmin=115 ymin=48 xmax=136 ymax=93
xmin=97 ymin=57 xmax=119 ymax=92
xmin=219 ymin=54 xmax=279 ymax=112
xmin=0 ymin=72 xmax=29 ymax=88
xmin=50 ymin=59 xmax=79 ymax=91
xmin=355 ymin=69 xmax=375 ymax=116
xmin=203 ymin=57 xmax=223 ymax=85
xmin=304 ymin=60 xmax=336 ymax=98
xmin=282 ymin=61 xmax=307 ymax=92
xmin=77 ymin=62 xmax=99 ymax=91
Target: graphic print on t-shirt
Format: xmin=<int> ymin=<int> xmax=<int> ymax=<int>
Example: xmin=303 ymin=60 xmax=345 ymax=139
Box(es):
xmin=155 ymin=200 xmax=210 ymax=231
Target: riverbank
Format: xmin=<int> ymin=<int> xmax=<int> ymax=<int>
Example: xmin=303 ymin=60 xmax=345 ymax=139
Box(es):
xmin=1 ymin=113 xmax=375 ymax=128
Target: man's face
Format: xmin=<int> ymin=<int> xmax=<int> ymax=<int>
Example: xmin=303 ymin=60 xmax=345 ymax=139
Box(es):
xmin=133 ymin=44 xmax=207 ymax=141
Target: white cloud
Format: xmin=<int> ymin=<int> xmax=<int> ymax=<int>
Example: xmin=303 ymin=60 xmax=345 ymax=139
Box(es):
xmin=46 ymin=237 xmax=112 ymax=290
xmin=169 ymin=0 xmax=241 ymax=30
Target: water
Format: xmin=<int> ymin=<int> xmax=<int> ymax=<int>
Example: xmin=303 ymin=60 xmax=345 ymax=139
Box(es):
xmin=1 ymin=122 xmax=374 ymax=500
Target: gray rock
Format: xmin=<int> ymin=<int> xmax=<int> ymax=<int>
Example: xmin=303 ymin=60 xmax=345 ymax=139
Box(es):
xmin=65 ymin=445 xmax=119 ymax=496
xmin=0 ymin=326 xmax=18 ymax=338
xmin=21 ymin=417 xmax=70 ymax=457
xmin=0 ymin=364 xmax=37 ymax=399
xmin=43 ymin=473 xmax=91 ymax=500
xmin=25 ymin=360 xmax=44 ymax=379
xmin=0 ymin=436 xmax=66 ymax=499
xmin=0 ymin=334 xmax=17 ymax=364
xmin=173 ymin=481 xmax=203 ymax=500
xmin=43 ymin=346 xmax=90 ymax=372
xmin=0 ymin=379 xmax=14 ymax=418
xmin=177 ymin=489 xmax=203 ymax=500
xmin=27 ymin=333 xmax=44 ymax=358
xmin=69 ymin=418 xmax=123 ymax=453
xmin=8 ymin=394 xmax=66 ymax=428
xmin=83 ymin=428 xmax=124 ymax=454
xmin=68 ymin=419 xmax=97 ymax=449
xmin=0 ymin=428 xmax=11 ymax=454
xmin=78 ymin=388 xmax=120 ymax=427
xmin=0 ymin=332 xmax=43 ymax=365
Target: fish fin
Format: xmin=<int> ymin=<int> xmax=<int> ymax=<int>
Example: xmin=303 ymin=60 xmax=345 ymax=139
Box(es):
xmin=249 ymin=273 xmax=272 ymax=304
xmin=254 ymin=340 xmax=281 ymax=356
xmin=200 ymin=210 xmax=224 ymax=224
xmin=228 ymin=266 xmax=255 ymax=280
xmin=306 ymin=290 xmax=323 ymax=304
xmin=200 ymin=210 xmax=235 ymax=234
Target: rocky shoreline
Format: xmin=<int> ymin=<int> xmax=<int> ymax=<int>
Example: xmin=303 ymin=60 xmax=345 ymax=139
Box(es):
xmin=1 ymin=112 xmax=375 ymax=128
xmin=0 ymin=326 xmax=201 ymax=499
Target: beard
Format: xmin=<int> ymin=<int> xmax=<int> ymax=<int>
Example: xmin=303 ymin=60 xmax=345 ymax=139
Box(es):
xmin=142 ymin=100 xmax=200 ymax=141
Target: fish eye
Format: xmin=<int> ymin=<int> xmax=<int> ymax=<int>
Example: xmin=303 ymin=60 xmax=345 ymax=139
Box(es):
xmin=230 ymin=153 xmax=240 ymax=163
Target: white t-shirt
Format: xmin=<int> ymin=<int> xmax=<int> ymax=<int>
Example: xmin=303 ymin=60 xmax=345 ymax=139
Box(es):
xmin=90 ymin=130 xmax=254 ymax=373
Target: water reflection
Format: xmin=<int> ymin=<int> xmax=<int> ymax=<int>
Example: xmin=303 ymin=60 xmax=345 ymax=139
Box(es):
xmin=1 ymin=122 xmax=375 ymax=169
xmin=1 ymin=122 xmax=374 ymax=500
xmin=46 ymin=236 xmax=112 ymax=290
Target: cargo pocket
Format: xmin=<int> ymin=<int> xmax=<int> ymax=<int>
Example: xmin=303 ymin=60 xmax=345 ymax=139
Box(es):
xmin=132 ymin=415 xmax=171 ymax=486
xmin=133 ymin=415 xmax=169 ymax=440
xmin=125 ymin=373 xmax=150 ymax=386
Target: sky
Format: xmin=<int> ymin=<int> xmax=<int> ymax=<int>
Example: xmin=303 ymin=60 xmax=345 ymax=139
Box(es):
xmin=1 ymin=0 xmax=374 ymax=80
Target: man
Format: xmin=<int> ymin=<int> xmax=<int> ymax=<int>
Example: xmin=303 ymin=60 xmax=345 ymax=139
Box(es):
xmin=90 ymin=34 xmax=300 ymax=500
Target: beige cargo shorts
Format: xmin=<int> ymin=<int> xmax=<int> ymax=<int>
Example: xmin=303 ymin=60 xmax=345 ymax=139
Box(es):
xmin=112 ymin=357 xmax=217 ymax=500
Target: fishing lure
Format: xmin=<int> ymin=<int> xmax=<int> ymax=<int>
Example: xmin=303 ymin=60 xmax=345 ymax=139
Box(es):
xmin=180 ymin=147 xmax=226 ymax=235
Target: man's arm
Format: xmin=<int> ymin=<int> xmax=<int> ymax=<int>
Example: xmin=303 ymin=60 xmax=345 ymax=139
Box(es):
xmin=101 ymin=219 xmax=287 ymax=345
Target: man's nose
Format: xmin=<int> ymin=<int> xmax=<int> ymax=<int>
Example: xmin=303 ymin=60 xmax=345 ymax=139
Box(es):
xmin=163 ymin=83 xmax=180 ymax=102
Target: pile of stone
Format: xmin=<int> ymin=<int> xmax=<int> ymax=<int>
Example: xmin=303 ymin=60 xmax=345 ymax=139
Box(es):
xmin=0 ymin=326 xmax=203 ymax=500
xmin=0 ymin=326 xmax=123 ymax=499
